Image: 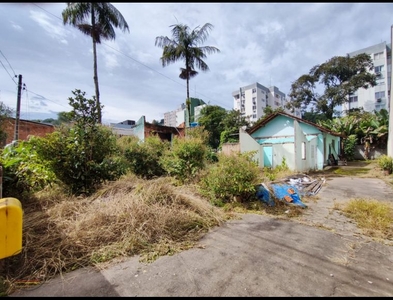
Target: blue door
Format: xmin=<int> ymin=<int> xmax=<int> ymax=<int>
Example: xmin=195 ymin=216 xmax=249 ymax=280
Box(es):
xmin=264 ymin=146 xmax=273 ymax=167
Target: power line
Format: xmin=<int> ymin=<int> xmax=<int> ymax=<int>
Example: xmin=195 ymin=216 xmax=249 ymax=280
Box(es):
xmin=0 ymin=58 xmax=17 ymax=85
xmin=0 ymin=50 xmax=17 ymax=77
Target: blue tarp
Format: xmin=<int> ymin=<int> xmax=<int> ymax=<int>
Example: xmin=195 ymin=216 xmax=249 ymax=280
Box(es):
xmin=256 ymin=183 xmax=307 ymax=208
xmin=256 ymin=183 xmax=275 ymax=207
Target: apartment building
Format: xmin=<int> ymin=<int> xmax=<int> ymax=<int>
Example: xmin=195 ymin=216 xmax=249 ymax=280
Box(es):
xmin=164 ymin=103 xmax=186 ymax=127
xmin=163 ymin=98 xmax=206 ymax=127
xmin=232 ymin=82 xmax=301 ymax=124
xmin=344 ymin=42 xmax=391 ymax=113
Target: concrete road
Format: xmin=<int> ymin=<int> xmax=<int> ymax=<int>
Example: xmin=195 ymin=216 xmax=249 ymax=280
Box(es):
xmin=9 ymin=177 xmax=393 ymax=297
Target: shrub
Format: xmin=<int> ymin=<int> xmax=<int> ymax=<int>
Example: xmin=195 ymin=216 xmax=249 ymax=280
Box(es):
xmin=377 ymin=155 xmax=393 ymax=173
xmin=198 ymin=152 xmax=260 ymax=206
xmin=160 ymin=136 xmax=208 ymax=184
xmin=122 ymin=135 xmax=170 ymax=179
xmin=343 ymin=134 xmax=357 ymax=161
xmin=0 ymin=139 xmax=57 ymax=199
xmin=30 ymin=90 xmax=127 ymax=196
xmin=33 ymin=124 xmax=127 ymax=195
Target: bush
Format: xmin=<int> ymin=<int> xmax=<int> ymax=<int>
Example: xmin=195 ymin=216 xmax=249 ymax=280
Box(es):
xmin=0 ymin=139 xmax=57 ymax=199
xmin=34 ymin=124 xmax=126 ymax=196
xmin=160 ymin=136 xmax=208 ymax=184
xmin=343 ymin=134 xmax=357 ymax=161
xmin=122 ymin=135 xmax=170 ymax=179
xmin=377 ymin=155 xmax=393 ymax=173
xmin=198 ymin=152 xmax=260 ymax=206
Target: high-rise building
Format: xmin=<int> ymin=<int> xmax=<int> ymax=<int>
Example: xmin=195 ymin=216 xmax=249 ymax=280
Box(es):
xmin=232 ymin=82 xmax=301 ymax=125
xmin=345 ymin=42 xmax=391 ymax=113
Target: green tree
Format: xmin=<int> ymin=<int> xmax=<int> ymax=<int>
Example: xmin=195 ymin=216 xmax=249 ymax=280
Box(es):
xmin=62 ymin=3 xmax=130 ymax=124
xmin=288 ymin=53 xmax=377 ymax=119
xmin=34 ymin=89 xmax=126 ymax=195
xmin=155 ymin=23 xmax=220 ymax=127
xmin=301 ymin=109 xmax=328 ymax=123
xmin=197 ymin=105 xmax=227 ymax=149
xmin=220 ymin=109 xmax=250 ymax=146
xmin=57 ymin=111 xmax=74 ymax=124
xmin=0 ymin=101 xmax=14 ymax=146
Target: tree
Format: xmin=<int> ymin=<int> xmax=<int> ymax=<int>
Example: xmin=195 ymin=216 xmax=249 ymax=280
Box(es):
xmin=301 ymin=109 xmax=328 ymax=124
xmin=197 ymin=105 xmax=227 ymax=149
xmin=155 ymin=22 xmax=220 ymax=127
xmin=62 ymin=3 xmax=130 ymax=124
xmin=288 ymin=53 xmax=377 ymax=120
xmin=33 ymin=89 xmax=126 ymax=195
xmin=220 ymin=109 xmax=250 ymax=146
xmin=0 ymin=101 xmax=14 ymax=147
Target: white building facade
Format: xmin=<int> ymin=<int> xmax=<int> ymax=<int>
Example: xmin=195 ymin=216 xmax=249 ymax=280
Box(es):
xmin=344 ymin=42 xmax=391 ymax=113
xmin=232 ymin=82 xmax=301 ymax=125
xmin=164 ymin=103 xmax=186 ymax=127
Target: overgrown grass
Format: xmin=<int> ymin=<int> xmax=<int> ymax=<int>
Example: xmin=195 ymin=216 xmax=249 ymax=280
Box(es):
xmin=338 ymin=198 xmax=393 ymax=240
xmin=3 ymin=157 xmax=391 ymax=296
xmin=1 ymin=174 xmax=231 ymax=295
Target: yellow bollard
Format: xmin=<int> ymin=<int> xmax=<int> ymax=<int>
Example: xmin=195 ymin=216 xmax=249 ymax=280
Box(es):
xmin=0 ymin=198 xmax=23 ymax=259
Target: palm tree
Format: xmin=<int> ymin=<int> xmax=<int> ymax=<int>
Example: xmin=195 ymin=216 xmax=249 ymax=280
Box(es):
xmin=155 ymin=23 xmax=220 ymax=127
xmin=62 ymin=3 xmax=129 ymax=124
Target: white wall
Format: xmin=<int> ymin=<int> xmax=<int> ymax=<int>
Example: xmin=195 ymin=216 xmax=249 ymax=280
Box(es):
xmin=240 ymin=128 xmax=263 ymax=167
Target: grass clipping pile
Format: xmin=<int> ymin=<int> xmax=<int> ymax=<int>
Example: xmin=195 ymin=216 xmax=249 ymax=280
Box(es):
xmin=2 ymin=174 xmax=228 ymax=294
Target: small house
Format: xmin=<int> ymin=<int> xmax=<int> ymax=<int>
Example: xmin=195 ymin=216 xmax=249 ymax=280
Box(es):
xmin=240 ymin=112 xmax=344 ymax=172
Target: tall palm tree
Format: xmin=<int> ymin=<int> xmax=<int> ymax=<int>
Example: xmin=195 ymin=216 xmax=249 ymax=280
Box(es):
xmin=62 ymin=3 xmax=129 ymax=124
xmin=155 ymin=23 xmax=220 ymax=127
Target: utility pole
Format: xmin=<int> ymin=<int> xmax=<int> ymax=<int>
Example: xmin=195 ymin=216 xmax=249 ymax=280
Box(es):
xmin=14 ymin=74 xmax=22 ymax=142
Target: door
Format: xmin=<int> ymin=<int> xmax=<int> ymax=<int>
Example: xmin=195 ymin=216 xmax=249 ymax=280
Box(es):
xmin=264 ymin=146 xmax=273 ymax=167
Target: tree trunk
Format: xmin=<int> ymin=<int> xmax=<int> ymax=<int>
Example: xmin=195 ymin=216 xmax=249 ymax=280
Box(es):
xmin=186 ymin=77 xmax=190 ymax=128
xmin=91 ymin=7 xmax=101 ymax=124
xmin=92 ymin=40 xmax=101 ymax=124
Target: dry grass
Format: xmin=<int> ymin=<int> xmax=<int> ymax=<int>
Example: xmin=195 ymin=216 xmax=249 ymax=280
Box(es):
xmin=1 ymin=174 xmax=230 ymax=295
xmin=222 ymin=198 xmax=305 ymax=219
xmin=339 ymin=198 xmax=393 ymax=240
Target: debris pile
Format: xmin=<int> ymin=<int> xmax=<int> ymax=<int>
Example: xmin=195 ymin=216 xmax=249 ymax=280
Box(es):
xmin=256 ymin=174 xmax=326 ymax=208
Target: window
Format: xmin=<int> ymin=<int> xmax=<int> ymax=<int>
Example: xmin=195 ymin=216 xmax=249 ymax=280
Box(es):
xmin=375 ymin=91 xmax=385 ymax=100
xmin=349 ymin=96 xmax=358 ymax=103
xmin=252 ymin=105 xmax=256 ymax=110
xmin=375 ymin=65 xmax=384 ymax=75
xmin=374 ymin=52 xmax=384 ymax=60
xmin=252 ymin=88 xmax=256 ymax=93
xmin=301 ymin=142 xmax=306 ymax=160
xmin=252 ymin=114 xmax=257 ymax=119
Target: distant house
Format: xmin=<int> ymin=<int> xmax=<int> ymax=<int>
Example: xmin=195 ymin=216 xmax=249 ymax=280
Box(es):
xmin=109 ymin=116 xmax=185 ymax=143
xmin=239 ymin=112 xmax=344 ymax=172
xmin=1 ymin=118 xmax=55 ymax=148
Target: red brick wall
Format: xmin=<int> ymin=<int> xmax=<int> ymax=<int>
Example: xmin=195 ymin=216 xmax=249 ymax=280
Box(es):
xmin=2 ymin=118 xmax=55 ymax=147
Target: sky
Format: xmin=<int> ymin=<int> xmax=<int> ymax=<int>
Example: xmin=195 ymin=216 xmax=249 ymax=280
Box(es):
xmin=1 ymin=2 xmax=393 ymax=125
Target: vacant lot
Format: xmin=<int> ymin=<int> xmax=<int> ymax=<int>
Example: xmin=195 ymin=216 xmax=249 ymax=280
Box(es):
xmin=10 ymin=161 xmax=393 ymax=297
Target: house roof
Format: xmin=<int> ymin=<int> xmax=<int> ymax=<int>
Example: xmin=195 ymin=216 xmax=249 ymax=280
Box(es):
xmin=7 ymin=117 xmax=55 ymax=128
xmin=247 ymin=111 xmax=345 ymax=137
